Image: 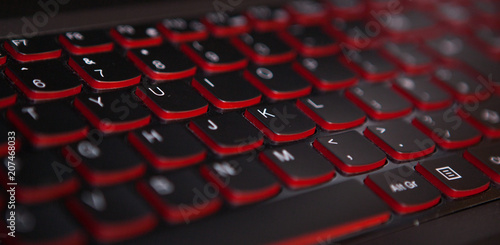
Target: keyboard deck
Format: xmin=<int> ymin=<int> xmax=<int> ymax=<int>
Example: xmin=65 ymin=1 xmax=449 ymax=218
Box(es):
xmin=1 ymin=0 xmax=500 ymax=244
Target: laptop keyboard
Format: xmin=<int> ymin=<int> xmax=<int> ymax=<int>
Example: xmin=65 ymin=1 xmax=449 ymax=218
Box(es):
xmin=1 ymin=0 xmax=500 ymax=244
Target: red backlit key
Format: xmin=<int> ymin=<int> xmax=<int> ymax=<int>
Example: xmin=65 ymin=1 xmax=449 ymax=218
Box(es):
xmin=158 ymin=18 xmax=208 ymax=43
xmin=392 ymin=75 xmax=452 ymax=111
xmin=110 ymin=24 xmax=162 ymax=48
xmin=0 ymin=77 xmax=17 ymax=108
xmin=245 ymin=102 xmax=316 ymax=142
xmin=4 ymin=36 xmax=61 ymax=62
xmin=294 ymin=56 xmax=358 ymax=91
xmin=202 ymin=12 xmax=250 ymax=37
xmin=314 ymin=131 xmax=386 ymax=174
xmin=433 ymin=67 xmax=491 ymax=103
xmin=231 ymin=32 xmax=296 ymax=65
xmin=473 ymin=26 xmax=500 ymax=60
xmin=0 ymin=51 xmax=6 ymax=65
xmin=200 ymin=156 xmax=281 ymax=206
xmin=416 ymin=155 xmax=490 ymax=198
xmin=189 ymin=112 xmax=264 ymax=155
xmin=0 ymin=122 xmax=18 ymax=157
xmin=458 ymin=96 xmax=500 ymax=138
xmin=259 ymin=143 xmax=335 ymax=189
xmin=280 ymin=25 xmax=339 ymax=57
xmin=128 ymin=124 xmax=206 ymax=170
xmin=381 ymin=42 xmax=434 ymax=74
xmin=364 ymin=120 xmax=435 ymax=161
xmin=5 ymin=60 xmax=82 ymax=100
xmin=326 ymin=0 xmax=366 ymax=20
xmin=285 ymin=0 xmax=329 ymax=26
xmin=380 ymin=10 xmax=437 ymax=41
xmin=328 ymin=19 xmax=382 ymax=49
xmin=365 ymin=166 xmax=441 ymax=214
xmin=464 ymin=142 xmax=500 ymax=184
xmin=59 ymin=30 xmax=114 ymax=55
xmin=341 ymin=49 xmax=397 ymax=82
xmin=246 ymin=5 xmax=290 ymax=32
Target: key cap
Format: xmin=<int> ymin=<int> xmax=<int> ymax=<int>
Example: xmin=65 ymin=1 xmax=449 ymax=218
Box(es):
xmin=473 ymin=26 xmax=500 ymax=60
xmin=244 ymin=63 xmax=312 ymax=100
xmin=294 ymin=55 xmax=358 ymax=90
xmin=180 ymin=38 xmax=248 ymax=73
xmin=124 ymin=180 xmax=390 ymax=245
xmin=392 ymin=75 xmax=453 ymax=111
xmin=231 ymin=32 xmax=296 ymax=65
xmin=62 ymin=136 xmax=145 ymax=186
xmin=192 ymin=72 xmax=261 ymax=109
xmin=433 ymin=67 xmax=491 ymax=103
xmin=260 ymin=143 xmax=335 ymax=188
xmin=472 ymin=0 xmax=500 ymax=27
xmin=200 ymin=156 xmax=281 ymax=205
xmin=326 ymin=0 xmax=366 ymax=20
xmin=296 ymin=93 xmax=366 ymax=130
xmin=314 ymin=131 xmax=386 ymax=174
xmin=1 ymin=151 xmax=79 ymax=203
xmin=345 ymin=83 xmax=413 ymax=120
xmin=416 ymin=155 xmax=490 ymax=198
xmin=364 ymin=120 xmax=436 ymax=161
xmin=381 ymin=42 xmax=434 ymax=74
xmin=158 ymin=18 xmax=208 ymax=42
xmin=127 ymin=44 xmax=196 ymax=80
xmin=280 ymin=25 xmax=339 ymax=57
xmin=341 ymin=49 xmax=398 ymax=81
xmin=67 ymin=184 xmax=157 ymax=243
xmin=59 ymin=30 xmax=114 ymax=55
xmin=7 ymin=102 xmax=88 ymax=147
xmin=135 ymin=81 xmax=207 ymax=120
xmin=285 ymin=0 xmax=329 ymax=26
xmin=68 ymin=52 xmax=141 ymax=90
xmin=189 ymin=112 xmax=264 ymax=155
xmin=74 ymin=91 xmax=151 ymax=133
xmin=0 ymin=76 xmax=17 ymax=108
xmin=365 ymin=166 xmax=441 ymax=214
xmin=458 ymin=96 xmax=500 ymax=138
xmin=435 ymin=2 xmax=470 ymax=28
xmin=328 ymin=19 xmax=382 ymax=49
xmin=5 ymin=60 xmax=82 ymax=100
xmin=246 ymin=6 xmax=290 ymax=32
xmin=412 ymin=111 xmax=482 ymax=149
xmin=380 ymin=10 xmax=437 ymax=41
xmin=244 ymin=102 xmax=316 ymax=142
xmin=3 ymin=202 xmax=86 ymax=245
xmin=137 ymin=169 xmax=222 ymax=224
xmin=128 ymin=124 xmax=206 ymax=170
xmin=202 ymin=12 xmax=250 ymax=37
xmin=464 ymin=142 xmax=500 ymax=184
xmin=110 ymin=24 xmax=163 ymax=48
xmin=4 ymin=36 xmax=61 ymax=62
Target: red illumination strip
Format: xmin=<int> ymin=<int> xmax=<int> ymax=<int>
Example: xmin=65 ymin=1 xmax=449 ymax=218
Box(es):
xmin=463 ymin=150 xmax=500 ymax=184
xmin=180 ymin=43 xmax=248 ymax=73
xmin=457 ymin=108 xmax=500 ymax=138
xmin=230 ymin=37 xmax=297 ymax=65
xmin=156 ymin=23 xmax=208 ymax=43
xmin=110 ymin=29 xmax=163 ymax=48
xmin=127 ymin=51 xmax=196 ymax=80
xmin=292 ymin=62 xmax=358 ymax=91
xmin=278 ymin=31 xmax=339 ymax=57
xmin=243 ymin=70 xmax=312 ymax=100
xmin=285 ymin=6 xmax=329 ymax=26
xmin=245 ymin=13 xmax=290 ymax=32
xmin=392 ymin=83 xmax=452 ymax=111
xmin=191 ymin=78 xmax=261 ymax=110
xmin=380 ymin=48 xmax=433 ymax=75
xmin=58 ymin=35 xmax=114 ymax=55
xmin=17 ymin=179 xmax=79 ymax=204
xmin=0 ymin=94 xmax=17 ymax=108
xmin=411 ymin=119 xmax=482 ymax=149
xmin=296 ymin=100 xmax=366 ymax=131
xmin=4 ymin=41 xmax=61 ymax=62
xmin=345 ymin=89 xmax=412 ymax=120
xmin=340 ymin=56 xmax=397 ymax=82
xmin=201 ymin=18 xmax=251 ymax=37
xmin=0 ymin=56 xmax=6 ymax=65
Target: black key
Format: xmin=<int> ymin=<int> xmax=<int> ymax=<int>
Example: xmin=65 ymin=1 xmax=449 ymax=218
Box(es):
xmin=416 ymin=155 xmax=490 ymax=198
xmin=244 ymin=102 xmax=316 ymax=142
xmin=75 ymin=90 xmax=151 ymax=133
xmin=62 ymin=136 xmax=145 ymax=186
xmin=1 ymin=151 xmax=79 ymax=203
xmin=137 ymin=169 xmax=222 ymax=224
xmin=435 ymin=2 xmax=470 ymax=27
xmin=231 ymin=32 xmax=295 ymax=65
xmin=433 ymin=67 xmax=491 ymax=103
xmin=135 ymin=81 xmax=207 ymax=120
xmin=244 ymin=63 xmax=312 ymax=100
xmin=4 ymin=202 xmax=86 ymax=245
xmin=260 ymin=143 xmax=335 ymax=188
xmin=4 ymin=36 xmax=61 ymax=62
xmin=364 ymin=120 xmax=435 ymax=161
xmin=7 ymin=102 xmax=88 ymax=147
xmin=464 ymin=142 xmax=500 ymax=184
xmin=345 ymin=83 xmax=413 ymax=120
xmin=314 ymin=131 xmax=386 ymax=174
xmin=296 ymin=93 xmax=366 ymax=130
xmin=473 ymin=26 xmax=500 ymax=59
xmin=458 ymin=96 xmax=500 ymax=138
xmin=328 ymin=20 xmax=382 ymax=49
xmin=392 ymin=75 xmax=452 ymax=110
xmin=341 ymin=49 xmax=397 ymax=81
xmin=327 ymin=0 xmax=366 ymax=19
xmin=158 ymin=18 xmax=208 ymax=42
xmin=192 ymin=72 xmax=261 ymax=109
xmin=59 ymin=30 xmax=114 ymax=54
xmin=200 ymin=156 xmax=281 ymax=205
xmin=180 ymin=38 xmax=248 ymax=73
xmin=110 ymin=24 xmax=162 ymax=48
xmin=67 ymin=184 xmax=157 ymax=243
xmin=127 ymin=44 xmax=196 ymax=80
xmin=294 ymin=55 xmax=358 ymax=90
xmin=5 ymin=60 xmax=82 ymax=100
xmin=379 ymin=10 xmax=436 ymax=40
xmin=0 ymin=76 xmax=17 ymax=108
xmin=382 ymin=42 xmax=433 ymax=74
xmin=412 ymin=111 xmax=482 ymax=149
xmin=189 ymin=112 xmax=264 ymax=155
xmin=285 ymin=0 xmax=329 ymax=25
xmin=202 ymin=12 xmax=250 ymax=37
xmin=68 ymin=52 xmax=141 ymax=90
xmin=280 ymin=25 xmax=338 ymax=57
xmin=128 ymin=180 xmax=391 ymax=245
xmin=246 ymin=5 xmax=290 ymax=32
xmin=128 ymin=124 xmax=206 ymax=170
xmin=365 ymin=166 xmax=441 ymax=214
